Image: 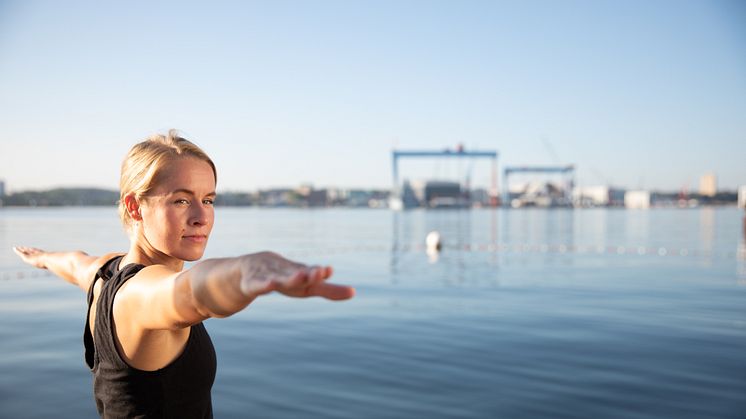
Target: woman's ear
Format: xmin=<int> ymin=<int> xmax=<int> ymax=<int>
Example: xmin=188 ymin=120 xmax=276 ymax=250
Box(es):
xmin=123 ymin=193 xmax=142 ymax=221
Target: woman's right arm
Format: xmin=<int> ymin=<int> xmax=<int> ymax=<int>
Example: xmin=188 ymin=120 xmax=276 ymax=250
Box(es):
xmin=116 ymin=252 xmax=355 ymax=331
xmin=12 ymin=246 xmax=121 ymax=292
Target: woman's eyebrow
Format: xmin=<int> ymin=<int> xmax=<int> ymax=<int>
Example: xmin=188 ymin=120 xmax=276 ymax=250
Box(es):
xmin=171 ymin=188 xmax=217 ymax=197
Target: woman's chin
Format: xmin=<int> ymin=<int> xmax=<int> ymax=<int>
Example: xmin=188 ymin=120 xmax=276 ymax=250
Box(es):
xmin=174 ymin=248 xmax=206 ymax=262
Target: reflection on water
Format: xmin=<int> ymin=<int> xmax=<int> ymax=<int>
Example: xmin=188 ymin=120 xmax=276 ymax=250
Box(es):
xmin=501 ymin=208 xmax=575 ymax=247
xmin=701 ymin=208 xmax=716 ymax=253
xmin=389 ymin=207 xmax=746 ymax=285
xmin=390 ymin=209 xmax=499 ymax=285
xmin=738 ymin=214 xmax=746 ymax=284
xmin=626 ymin=208 xmax=650 ymax=243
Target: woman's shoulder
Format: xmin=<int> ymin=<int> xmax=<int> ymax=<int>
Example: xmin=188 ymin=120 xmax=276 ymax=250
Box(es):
xmin=81 ymin=252 xmax=126 ymax=291
xmin=122 ymin=263 xmax=182 ymax=287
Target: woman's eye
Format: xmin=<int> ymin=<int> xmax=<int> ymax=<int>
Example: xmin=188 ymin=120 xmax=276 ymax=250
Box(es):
xmin=174 ymin=198 xmax=214 ymax=205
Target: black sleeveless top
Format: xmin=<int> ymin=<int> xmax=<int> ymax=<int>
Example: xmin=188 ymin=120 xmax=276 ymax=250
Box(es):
xmin=84 ymin=255 xmax=217 ymax=418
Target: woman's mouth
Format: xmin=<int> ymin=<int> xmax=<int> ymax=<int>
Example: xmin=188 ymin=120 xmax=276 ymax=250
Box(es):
xmin=183 ymin=235 xmax=207 ymax=243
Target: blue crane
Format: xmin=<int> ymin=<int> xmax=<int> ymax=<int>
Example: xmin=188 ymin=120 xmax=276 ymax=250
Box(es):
xmin=391 ymin=146 xmax=499 ymax=208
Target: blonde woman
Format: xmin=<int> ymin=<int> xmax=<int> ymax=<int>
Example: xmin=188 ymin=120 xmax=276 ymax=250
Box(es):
xmin=12 ymin=130 xmax=355 ymax=418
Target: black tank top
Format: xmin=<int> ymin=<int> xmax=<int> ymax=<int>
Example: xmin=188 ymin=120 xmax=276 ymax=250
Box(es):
xmin=83 ymin=255 xmax=217 ymax=418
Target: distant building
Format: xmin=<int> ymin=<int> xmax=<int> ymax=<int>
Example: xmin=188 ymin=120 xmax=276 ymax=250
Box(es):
xmin=296 ymin=184 xmax=313 ymax=198
xmin=625 ymin=190 xmax=650 ymax=209
xmin=409 ymin=180 xmax=427 ymax=204
xmin=259 ymin=188 xmax=295 ymax=206
xmin=400 ymin=180 xmax=421 ymax=208
xmin=470 ymin=188 xmax=491 ymax=207
xmin=573 ymin=186 xmax=607 ymax=206
xmin=308 ymin=189 xmax=328 ymax=207
xmin=346 ymin=190 xmax=374 ymax=207
xmin=699 ymin=173 xmax=717 ymax=197
xmin=326 ymin=188 xmax=343 ymax=205
xmin=368 ymin=190 xmax=390 ymax=209
xmin=507 ymin=180 xmax=573 ymax=208
xmin=739 ymin=186 xmax=746 ymax=210
xmin=573 ymin=186 xmax=626 ymax=207
xmin=425 ymin=181 xmax=465 ymax=208
xmin=0 ymin=180 xmax=5 ymax=197
xmin=609 ymin=189 xmax=626 ymax=206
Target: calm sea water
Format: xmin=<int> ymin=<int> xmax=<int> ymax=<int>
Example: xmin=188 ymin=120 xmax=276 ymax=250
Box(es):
xmin=0 ymin=207 xmax=744 ymax=418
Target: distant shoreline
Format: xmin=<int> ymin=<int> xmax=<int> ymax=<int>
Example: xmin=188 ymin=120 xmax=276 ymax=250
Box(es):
xmin=0 ymin=187 xmax=739 ymax=209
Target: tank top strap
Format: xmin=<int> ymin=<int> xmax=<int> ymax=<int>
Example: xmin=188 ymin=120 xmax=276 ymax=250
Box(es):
xmin=85 ymin=255 xmax=122 ymax=307
xmin=84 ymin=255 xmax=146 ymax=370
xmin=85 ymin=255 xmax=123 ymax=369
xmin=93 ymin=260 xmax=147 ymax=368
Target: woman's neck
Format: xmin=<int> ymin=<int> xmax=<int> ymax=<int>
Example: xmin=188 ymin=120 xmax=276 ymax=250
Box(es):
xmin=121 ymin=243 xmax=185 ymax=272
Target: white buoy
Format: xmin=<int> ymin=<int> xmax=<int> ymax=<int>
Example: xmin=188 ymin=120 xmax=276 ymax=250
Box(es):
xmin=426 ymin=231 xmax=442 ymax=252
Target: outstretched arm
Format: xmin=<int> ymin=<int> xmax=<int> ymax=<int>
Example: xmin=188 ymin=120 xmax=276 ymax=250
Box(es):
xmin=117 ymin=251 xmax=355 ymax=330
xmin=12 ymin=246 xmax=119 ymax=292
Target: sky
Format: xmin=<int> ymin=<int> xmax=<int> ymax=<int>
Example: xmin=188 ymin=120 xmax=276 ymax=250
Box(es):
xmin=0 ymin=0 xmax=744 ymax=193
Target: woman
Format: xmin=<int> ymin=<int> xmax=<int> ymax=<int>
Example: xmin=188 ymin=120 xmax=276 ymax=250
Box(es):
xmin=12 ymin=130 xmax=355 ymax=418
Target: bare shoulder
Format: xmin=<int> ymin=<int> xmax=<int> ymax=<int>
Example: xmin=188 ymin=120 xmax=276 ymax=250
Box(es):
xmin=129 ymin=264 xmax=182 ymax=284
xmin=115 ymin=264 xmax=193 ymax=331
xmin=116 ymin=264 xmax=183 ymax=303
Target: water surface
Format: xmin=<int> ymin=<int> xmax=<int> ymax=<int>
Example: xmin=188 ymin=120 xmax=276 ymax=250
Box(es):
xmin=0 ymin=207 xmax=744 ymax=418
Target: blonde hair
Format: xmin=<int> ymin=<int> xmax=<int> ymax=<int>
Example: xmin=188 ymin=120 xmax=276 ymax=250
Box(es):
xmin=118 ymin=129 xmax=217 ymax=231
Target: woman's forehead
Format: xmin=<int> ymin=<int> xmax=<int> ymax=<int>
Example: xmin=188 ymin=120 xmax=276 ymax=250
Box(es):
xmin=155 ymin=158 xmax=216 ymax=193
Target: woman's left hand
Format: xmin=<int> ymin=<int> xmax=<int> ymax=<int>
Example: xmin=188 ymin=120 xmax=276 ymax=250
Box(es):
xmin=238 ymin=252 xmax=355 ymax=301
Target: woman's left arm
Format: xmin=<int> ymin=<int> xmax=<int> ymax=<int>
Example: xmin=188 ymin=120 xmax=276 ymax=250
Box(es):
xmin=117 ymin=251 xmax=355 ymax=331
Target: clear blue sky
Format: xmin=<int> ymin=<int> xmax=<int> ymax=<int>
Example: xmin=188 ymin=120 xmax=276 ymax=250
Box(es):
xmin=1 ymin=0 xmax=744 ymax=193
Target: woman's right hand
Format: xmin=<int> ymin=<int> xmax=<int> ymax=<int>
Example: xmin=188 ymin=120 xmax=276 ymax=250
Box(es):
xmin=12 ymin=246 xmax=48 ymax=269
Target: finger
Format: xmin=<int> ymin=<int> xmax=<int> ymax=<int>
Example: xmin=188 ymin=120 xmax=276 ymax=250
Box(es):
xmin=12 ymin=246 xmax=30 ymax=257
xmin=308 ymin=266 xmax=332 ymax=283
xmin=279 ymin=269 xmax=309 ymax=291
xmin=309 ymin=266 xmax=324 ymax=283
xmin=281 ymin=262 xmax=307 ymax=279
xmin=309 ymin=283 xmax=356 ymax=300
xmin=16 ymin=246 xmax=40 ymax=255
xmin=313 ymin=266 xmax=329 ymax=281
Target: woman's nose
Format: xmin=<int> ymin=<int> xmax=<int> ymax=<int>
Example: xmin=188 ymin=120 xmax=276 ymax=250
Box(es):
xmin=190 ymin=204 xmax=211 ymax=226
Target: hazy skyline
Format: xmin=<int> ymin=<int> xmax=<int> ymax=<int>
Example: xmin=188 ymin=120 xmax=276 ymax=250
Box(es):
xmin=1 ymin=0 xmax=744 ymax=193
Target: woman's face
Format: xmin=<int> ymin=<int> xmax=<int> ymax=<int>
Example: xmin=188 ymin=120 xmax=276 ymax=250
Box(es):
xmin=138 ymin=157 xmax=216 ymax=262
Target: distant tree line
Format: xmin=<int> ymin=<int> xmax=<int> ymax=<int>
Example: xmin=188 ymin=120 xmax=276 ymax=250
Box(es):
xmin=1 ymin=188 xmax=119 ymax=206
xmin=0 ymin=188 xmax=259 ymax=207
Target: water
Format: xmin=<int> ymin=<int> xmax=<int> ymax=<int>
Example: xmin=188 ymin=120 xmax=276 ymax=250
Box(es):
xmin=0 ymin=207 xmax=744 ymax=418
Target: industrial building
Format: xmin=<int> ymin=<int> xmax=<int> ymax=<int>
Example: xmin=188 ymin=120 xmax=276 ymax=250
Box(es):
xmin=424 ymin=181 xmax=466 ymax=208
xmin=625 ymin=191 xmax=651 ymax=209
xmin=573 ymin=186 xmax=626 ymax=207
xmin=502 ymin=166 xmax=575 ymax=208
